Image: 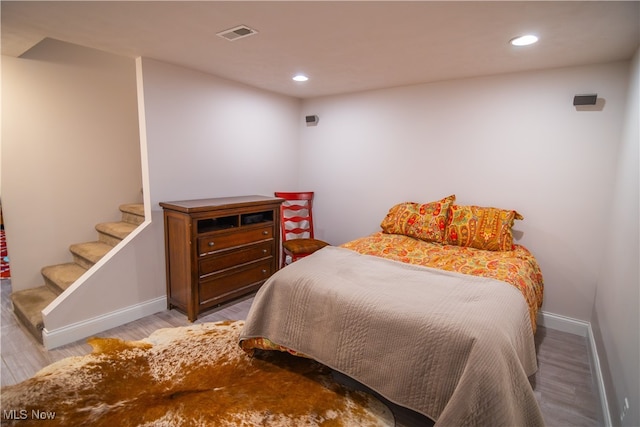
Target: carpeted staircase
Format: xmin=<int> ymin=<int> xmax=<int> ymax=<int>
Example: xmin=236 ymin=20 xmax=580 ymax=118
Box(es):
xmin=11 ymin=204 xmax=145 ymax=344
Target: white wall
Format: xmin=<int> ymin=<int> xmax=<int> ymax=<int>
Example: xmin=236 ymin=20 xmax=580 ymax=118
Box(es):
xmin=131 ymin=57 xmax=299 ymax=319
xmin=1 ymin=39 xmax=142 ymax=292
xmin=139 ymin=58 xmax=301 ymax=207
xmin=592 ymin=47 xmax=639 ymax=427
xmin=299 ymin=61 xmax=630 ymax=322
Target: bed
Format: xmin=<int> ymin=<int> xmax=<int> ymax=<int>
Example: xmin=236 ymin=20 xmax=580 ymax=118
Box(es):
xmin=239 ymin=195 xmax=545 ymax=426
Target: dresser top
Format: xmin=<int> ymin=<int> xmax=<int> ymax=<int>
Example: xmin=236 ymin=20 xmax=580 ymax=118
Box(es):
xmin=159 ymin=195 xmax=283 ymax=213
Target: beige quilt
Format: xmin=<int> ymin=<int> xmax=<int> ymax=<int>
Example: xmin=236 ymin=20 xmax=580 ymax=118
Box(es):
xmin=240 ymin=246 xmax=544 ymax=426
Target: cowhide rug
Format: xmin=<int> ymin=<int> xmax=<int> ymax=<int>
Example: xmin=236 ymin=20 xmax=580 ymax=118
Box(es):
xmin=1 ymin=320 xmax=394 ymax=426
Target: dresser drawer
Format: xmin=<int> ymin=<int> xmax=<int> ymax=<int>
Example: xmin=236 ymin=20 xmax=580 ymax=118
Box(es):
xmin=198 ymin=225 xmax=273 ymax=256
xmin=199 ymin=259 xmax=272 ymax=304
xmin=199 ymin=241 xmax=273 ymax=278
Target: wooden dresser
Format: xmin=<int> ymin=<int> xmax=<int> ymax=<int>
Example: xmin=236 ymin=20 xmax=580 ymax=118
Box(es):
xmin=160 ymin=195 xmax=283 ymax=321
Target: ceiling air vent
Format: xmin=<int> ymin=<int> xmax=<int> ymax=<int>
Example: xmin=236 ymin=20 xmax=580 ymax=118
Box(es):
xmin=217 ymin=25 xmax=258 ymax=41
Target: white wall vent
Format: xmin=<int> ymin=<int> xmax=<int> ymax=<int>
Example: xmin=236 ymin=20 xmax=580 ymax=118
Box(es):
xmin=217 ymin=25 xmax=258 ymax=41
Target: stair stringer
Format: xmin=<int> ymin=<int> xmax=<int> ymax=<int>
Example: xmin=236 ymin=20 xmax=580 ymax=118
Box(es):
xmin=41 ymin=211 xmax=166 ymax=349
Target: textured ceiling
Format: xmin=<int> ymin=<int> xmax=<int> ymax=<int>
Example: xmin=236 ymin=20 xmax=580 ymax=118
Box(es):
xmin=2 ymin=1 xmax=638 ymax=98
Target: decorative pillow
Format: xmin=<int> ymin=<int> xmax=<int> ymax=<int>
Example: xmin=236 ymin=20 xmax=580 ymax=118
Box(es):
xmin=380 ymin=195 xmax=455 ymax=243
xmin=445 ymin=204 xmax=523 ymax=251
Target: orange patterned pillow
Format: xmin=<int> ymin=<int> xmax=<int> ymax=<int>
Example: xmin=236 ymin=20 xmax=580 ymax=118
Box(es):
xmin=445 ymin=204 xmax=523 ymax=251
xmin=380 ymin=195 xmax=455 ymax=243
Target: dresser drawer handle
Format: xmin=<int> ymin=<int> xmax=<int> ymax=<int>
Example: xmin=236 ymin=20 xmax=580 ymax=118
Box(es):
xmin=262 ymin=269 xmax=268 ymax=274
xmin=208 ymin=241 xmax=214 ymax=247
xmin=262 ymin=249 xmax=268 ymax=254
xmin=262 ymin=230 xmax=269 ymax=235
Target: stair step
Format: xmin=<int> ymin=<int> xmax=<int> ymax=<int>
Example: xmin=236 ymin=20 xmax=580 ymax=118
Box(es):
xmin=96 ymin=221 xmax=138 ymax=246
xmin=120 ymin=203 xmax=145 ymax=225
xmin=10 ymin=202 xmax=143 ymax=346
xmin=70 ymin=241 xmax=113 ymax=269
xmin=41 ymin=263 xmax=87 ymax=294
xmin=11 ymin=286 xmax=57 ymax=344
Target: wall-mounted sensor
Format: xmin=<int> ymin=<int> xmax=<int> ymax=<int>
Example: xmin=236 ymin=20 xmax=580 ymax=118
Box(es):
xmin=305 ymin=115 xmax=319 ymax=126
xmin=573 ymin=94 xmax=598 ymax=106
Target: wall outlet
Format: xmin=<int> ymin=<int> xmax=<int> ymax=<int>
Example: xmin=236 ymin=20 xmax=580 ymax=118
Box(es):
xmin=620 ymin=397 xmax=630 ymax=421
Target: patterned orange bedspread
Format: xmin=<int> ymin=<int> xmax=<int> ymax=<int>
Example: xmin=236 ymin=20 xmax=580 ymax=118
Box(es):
xmin=341 ymin=232 xmax=544 ymax=331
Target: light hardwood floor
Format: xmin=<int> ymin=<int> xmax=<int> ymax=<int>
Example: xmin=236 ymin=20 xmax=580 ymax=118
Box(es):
xmin=1 ymin=279 xmax=602 ymax=426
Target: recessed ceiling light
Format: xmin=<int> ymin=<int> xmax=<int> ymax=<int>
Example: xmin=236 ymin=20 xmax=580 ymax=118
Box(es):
xmin=292 ymin=74 xmax=309 ymax=82
xmin=510 ymin=35 xmax=539 ymax=46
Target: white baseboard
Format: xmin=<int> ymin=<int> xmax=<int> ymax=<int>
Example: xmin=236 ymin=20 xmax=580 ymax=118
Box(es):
xmin=586 ymin=325 xmax=613 ymax=427
xmin=537 ymin=310 xmax=611 ymax=426
xmin=42 ymin=297 xmax=166 ymax=350
xmin=537 ymin=310 xmax=589 ymax=336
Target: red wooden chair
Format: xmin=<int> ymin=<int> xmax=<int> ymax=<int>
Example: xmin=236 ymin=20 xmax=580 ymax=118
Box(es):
xmin=274 ymin=192 xmax=329 ymax=267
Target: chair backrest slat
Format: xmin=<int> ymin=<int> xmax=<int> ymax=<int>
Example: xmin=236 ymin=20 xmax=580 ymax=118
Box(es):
xmin=284 ymin=204 xmax=308 ymax=212
xmin=284 ymin=227 xmax=309 ymax=235
xmin=283 ymin=215 xmax=311 ymax=223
